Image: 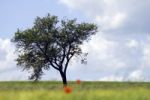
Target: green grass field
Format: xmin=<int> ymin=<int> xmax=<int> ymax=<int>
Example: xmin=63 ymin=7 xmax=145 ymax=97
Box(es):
xmin=0 ymin=81 xmax=149 ymax=100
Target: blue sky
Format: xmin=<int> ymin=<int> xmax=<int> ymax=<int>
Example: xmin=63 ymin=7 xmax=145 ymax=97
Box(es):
xmin=0 ymin=0 xmax=87 ymax=38
xmin=0 ymin=0 xmax=150 ymax=81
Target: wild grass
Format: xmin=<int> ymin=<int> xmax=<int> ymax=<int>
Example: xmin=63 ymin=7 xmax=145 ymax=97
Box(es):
xmin=0 ymin=81 xmax=149 ymax=100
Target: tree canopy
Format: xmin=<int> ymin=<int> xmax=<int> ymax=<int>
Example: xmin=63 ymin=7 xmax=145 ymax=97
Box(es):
xmin=12 ymin=14 xmax=97 ymax=86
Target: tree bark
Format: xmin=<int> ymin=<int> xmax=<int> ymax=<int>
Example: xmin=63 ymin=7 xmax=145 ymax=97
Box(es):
xmin=59 ymin=70 xmax=67 ymax=87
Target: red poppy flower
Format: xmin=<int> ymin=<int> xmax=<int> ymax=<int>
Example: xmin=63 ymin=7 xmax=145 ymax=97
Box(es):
xmin=64 ymin=86 xmax=72 ymax=94
xmin=76 ymin=79 xmax=81 ymax=84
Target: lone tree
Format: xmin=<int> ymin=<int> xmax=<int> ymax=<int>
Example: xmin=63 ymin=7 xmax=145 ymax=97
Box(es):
xmin=12 ymin=14 xmax=97 ymax=86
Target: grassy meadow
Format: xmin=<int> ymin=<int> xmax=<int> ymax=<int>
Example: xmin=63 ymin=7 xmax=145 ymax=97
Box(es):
xmin=0 ymin=81 xmax=149 ymax=100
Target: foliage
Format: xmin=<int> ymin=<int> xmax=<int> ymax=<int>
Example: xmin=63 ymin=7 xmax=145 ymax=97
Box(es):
xmin=12 ymin=14 xmax=97 ymax=85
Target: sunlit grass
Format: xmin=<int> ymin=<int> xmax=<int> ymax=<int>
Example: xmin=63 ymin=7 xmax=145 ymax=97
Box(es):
xmin=0 ymin=81 xmax=149 ymax=100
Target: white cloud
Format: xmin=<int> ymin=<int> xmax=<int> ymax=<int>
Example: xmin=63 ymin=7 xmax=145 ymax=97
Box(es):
xmin=109 ymin=13 xmax=126 ymax=29
xmin=141 ymin=42 xmax=150 ymax=68
xmin=0 ymin=38 xmax=16 ymax=70
xmin=95 ymin=12 xmax=126 ymax=30
xmin=60 ymin=0 xmax=127 ymax=30
xmin=126 ymin=39 xmax=139 ymax=48
xmin=143 ymin=45 xmax=150 ymax=56
xmin=0 ymin=38 xmax=29 ymax=80
xmin=82 ymin=34 xmax=127 ymax=69
xmin=59 ymin=0 xmax=86 ymax=9
xmin=58 ymin=0 xmax=150 ymax=81
xmin=82 ymin=34 xmax=116 ymax=60
xmin=128 ymin=70 xmax=144 ymax=81
xmin=99 ymin=70 xmax=144 ymax=82
xmin=60 ymin=0 xmax=150 ymax=33
xmin=99 ymin=75 xmax=124 ymax=81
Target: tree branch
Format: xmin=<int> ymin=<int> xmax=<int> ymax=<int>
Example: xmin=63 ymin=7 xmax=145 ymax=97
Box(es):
xmin=49 ymin=60 xmax=59 ymax=70
xmin=60 ymin=47 xmax=66 ymax=68
xmin=63 ymin=45 xmax=75 ymax=74
xmin=36 ymin=42 xmax=59 ymax=71
xmin=64 ymin=53 xmax=74 ymax=75
xmin=53 ymin=57 xmax=60 ymax=68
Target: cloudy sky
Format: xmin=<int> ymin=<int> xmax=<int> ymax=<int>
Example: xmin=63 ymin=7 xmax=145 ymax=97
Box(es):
xmin=0 ymin=0 xmax=150 ymax=81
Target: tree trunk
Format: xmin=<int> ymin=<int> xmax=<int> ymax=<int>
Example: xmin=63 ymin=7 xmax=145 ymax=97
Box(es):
xmin=59 ymin=70 xmax=67 ymax=87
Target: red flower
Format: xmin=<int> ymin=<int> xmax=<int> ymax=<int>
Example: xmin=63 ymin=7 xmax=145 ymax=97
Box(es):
xmin=64 ymin=86 xmax=72 ymax=94
xmin=76 ymin=79 xmax=81 ymax=84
